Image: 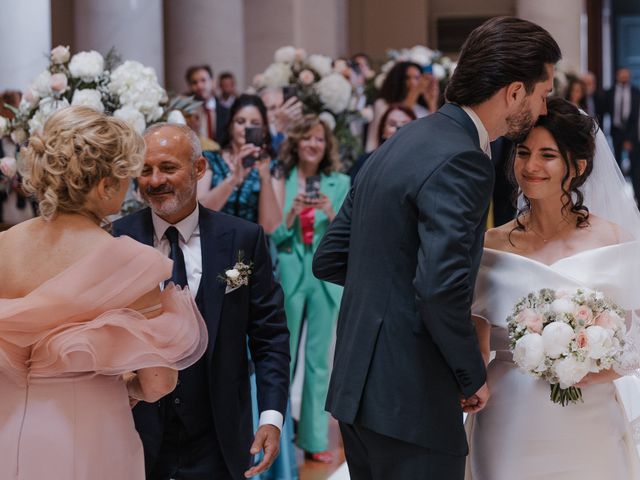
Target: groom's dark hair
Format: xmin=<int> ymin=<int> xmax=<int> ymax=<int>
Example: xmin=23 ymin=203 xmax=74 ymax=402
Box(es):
xmin=445 ymin=16 xmax=561 ymax=106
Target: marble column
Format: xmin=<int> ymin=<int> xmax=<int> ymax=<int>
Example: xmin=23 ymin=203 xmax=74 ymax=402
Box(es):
xmin=0 ymin=0 xmax=51 ymax=91
xmin=74 ymin=0 xmax=165 ymax=85
xmin=164 ymin=0 xmax=245 ymax=94
xmin=517 ymin=0 xmax=586 ymax=74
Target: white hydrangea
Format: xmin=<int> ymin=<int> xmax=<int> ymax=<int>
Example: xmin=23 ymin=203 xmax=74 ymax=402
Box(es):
xmin=114 ymin=105 xmax=146 ymax=134
xmin=307 ymin=54 xmax=333 ymax=77
xmin=274 ymin=46 xmax=297 ymax=64
xmin=408 ymin=45 xmax=435 ymax=66
xmin=68 ymin=50 xmax=104 ymax=82
xmin=71 ymin=89 xmax=104 ymax=113
xmin=261 ymin=63 xmax=292 ymax=88
xmin=109 ymin=61 xmax=167 ymax=122
xmin=314 ymin=73 xmax=352 ymax=114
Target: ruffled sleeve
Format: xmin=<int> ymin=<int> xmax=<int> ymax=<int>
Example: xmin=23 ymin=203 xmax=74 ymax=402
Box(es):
xmin=0 ymin=236 xmax=208 ymax=384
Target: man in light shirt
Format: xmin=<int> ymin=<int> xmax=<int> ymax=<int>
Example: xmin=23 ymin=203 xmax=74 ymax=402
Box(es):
xmin=114 ymin=123 xmax=289 ymax=480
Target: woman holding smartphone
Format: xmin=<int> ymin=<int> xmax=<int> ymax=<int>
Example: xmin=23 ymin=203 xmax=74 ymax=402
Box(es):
xmin=197 ymin=94 xmax=284 ymax=233
xmin=272 ymin=115 xmax=350 ymax=463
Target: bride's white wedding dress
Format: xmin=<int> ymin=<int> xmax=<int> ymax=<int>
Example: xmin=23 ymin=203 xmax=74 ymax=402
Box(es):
xmin=466 ymin=242 xmax=640 ymax=480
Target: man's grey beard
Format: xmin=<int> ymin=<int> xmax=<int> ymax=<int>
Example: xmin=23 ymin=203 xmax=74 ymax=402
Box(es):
xmin=142 ymin=179 xmax=197 ymax=218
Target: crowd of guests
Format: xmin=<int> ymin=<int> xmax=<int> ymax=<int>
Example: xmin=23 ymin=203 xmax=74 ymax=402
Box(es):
xmin=2 ymin=53 xmax=640 ymax=479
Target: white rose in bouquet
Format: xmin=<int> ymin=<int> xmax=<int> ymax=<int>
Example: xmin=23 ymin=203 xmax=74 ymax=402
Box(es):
xmin=318 ymin=111 xmax=336 ymax=131
xmin=50 ymin=73 xmax=68 ymax=94
xmin=513 ymin=333 xmax=545 ymax=371
xmin=110 ymin=61 xmax=166 ymax=122
xmin=408 ymin=45 xmax=435 ymax=66
xmin=0 ymin=157 xmax=18 ymax=178
xmin=71 ymin=89 xmax=104 ymax=112
xmin=28 ymin=110 xmax=47 ymax=135
xmin=261 ymin=63 xmax=292 ymax=88
xmin=542 ymin=321 xmax=575 ymax=359
xmin=0 ymin=116 xmax=8 ymax=137
xmin=24 ymin=89 xmax=40 ymax=108
xmin=225 ymin=269 xmax=240 ymax=281
xmin=114 ymin=105 xmax=146 ymax=134
xmin=32 ymin=70 xmax=53 ymax=97
xmin=315 ymin=73 xmax=352 ymax=114
xmin=274 ymin=46 xmax=297 ymax=64
xmin=551 ymin=297 xmax=574 ymax=315
xmin=51 ymin=45 xmax=71 ymax=64
xmin=554 ymin=355 xmax=591 ymax=389
xmin=68 ymin=51 xmax=105 ymax=82
xmin=584 ymin=325 xmax=614 ymax=359
xmin=307 ymin=54 xmax=333 ymax=77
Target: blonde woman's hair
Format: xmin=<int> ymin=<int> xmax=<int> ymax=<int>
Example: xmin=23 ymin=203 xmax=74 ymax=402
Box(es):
xmin=20 ymin=106 xmax=145 ymax=221
xmin=280 ymin=114 xmax=341 ymax=177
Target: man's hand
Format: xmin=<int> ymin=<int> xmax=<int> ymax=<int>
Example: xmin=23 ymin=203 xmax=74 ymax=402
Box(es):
xmin=244 ymin=424 xmax=281 ymax=478
xmin=460 ymin=383 xmax=490 ymax=413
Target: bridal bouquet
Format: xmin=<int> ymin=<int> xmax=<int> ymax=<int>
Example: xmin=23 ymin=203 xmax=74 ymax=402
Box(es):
xmin=1 ymin=45 xmax=168 ymax=141
xmin=253 ymin=46 xmax=363 ymax=169
xmin=508 ymin=288 xmax=626 ymax=406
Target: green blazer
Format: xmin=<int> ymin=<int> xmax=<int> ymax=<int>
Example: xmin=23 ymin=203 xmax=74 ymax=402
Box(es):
xmin=271 ymin=168 xmax=350 ymax=304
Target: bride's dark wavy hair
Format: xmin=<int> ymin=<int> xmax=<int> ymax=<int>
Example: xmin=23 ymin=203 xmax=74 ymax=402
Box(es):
xmin=509 ymin=97 xmax=597 ymax=238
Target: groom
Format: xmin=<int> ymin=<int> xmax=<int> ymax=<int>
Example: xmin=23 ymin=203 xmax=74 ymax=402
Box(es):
xmin=313 ymin=17 xmax=561 ymax=479
xmin=114 ymin=124 xmax=290 ymax=480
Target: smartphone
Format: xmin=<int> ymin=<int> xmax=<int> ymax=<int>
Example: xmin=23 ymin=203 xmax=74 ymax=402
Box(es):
xmin=245 ymin=126 xmax=264 ymax=147
xmin=305 ymin=175 xmax=321 ymax=200
xmin=422 ymin=64 xmax=433 ymax=75
xmin=242 ymin=154 xmax=257 ymax=169
xmin=282 ymin=85 xmax=298 ymax=102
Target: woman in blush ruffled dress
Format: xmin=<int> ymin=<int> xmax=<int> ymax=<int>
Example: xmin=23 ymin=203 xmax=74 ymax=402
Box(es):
xmin=0 ymin=106 xmax=207 ymax=480
xmin=467 ymin=98 xmax=640 ymax=479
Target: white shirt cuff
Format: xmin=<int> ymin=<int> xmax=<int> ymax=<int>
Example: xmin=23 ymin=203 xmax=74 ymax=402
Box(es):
xmin=258 ymin=410 xmax=283 ymax=431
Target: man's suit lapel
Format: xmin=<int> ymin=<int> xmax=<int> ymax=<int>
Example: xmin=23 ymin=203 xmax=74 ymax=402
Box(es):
xmin=125 ymin=207 xmax=155 ymax=246
xmin=198 ymin=206 xmax=235 ymax=360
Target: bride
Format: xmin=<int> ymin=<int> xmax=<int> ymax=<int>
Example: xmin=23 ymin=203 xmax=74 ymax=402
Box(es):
xmin=467 ymin=97 xmax=640 ymax=479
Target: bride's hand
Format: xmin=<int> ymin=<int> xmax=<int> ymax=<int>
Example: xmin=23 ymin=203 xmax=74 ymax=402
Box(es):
xmin=461 ymin=383 xmax=490 ymax=413
xmin=575 ymin=368 xmax=621 ymax=388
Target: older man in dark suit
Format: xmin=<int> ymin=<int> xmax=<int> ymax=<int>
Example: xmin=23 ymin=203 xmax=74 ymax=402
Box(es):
xmin=114 ymin=123 xmax=289 ymax=480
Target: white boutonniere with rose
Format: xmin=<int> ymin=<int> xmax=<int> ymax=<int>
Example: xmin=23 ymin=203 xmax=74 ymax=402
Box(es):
xmin=219 ymin=251 xmax=253 ymax=293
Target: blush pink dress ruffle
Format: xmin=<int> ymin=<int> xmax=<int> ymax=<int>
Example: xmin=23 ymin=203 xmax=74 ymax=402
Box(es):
xmin=0 ymin=236 xmax=208 ymax=480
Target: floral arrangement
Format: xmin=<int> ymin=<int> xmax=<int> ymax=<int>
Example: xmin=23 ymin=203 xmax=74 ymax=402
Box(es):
xmin=253 ymin=46 xmax=363 ymax=169
xmin=219 ymin=251 xmax=253 ymax=293
xmin=373 ymin=45 xmax=456 ymax=91
xmin=508 ymin=288 xmax=626 ymax=406
xmin=1 ymin=45 xmax=168 ymax=143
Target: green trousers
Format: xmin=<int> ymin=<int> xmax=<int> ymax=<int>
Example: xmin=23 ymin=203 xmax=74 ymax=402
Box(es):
xmin=285 ymin=247 xmax=339 ymax=453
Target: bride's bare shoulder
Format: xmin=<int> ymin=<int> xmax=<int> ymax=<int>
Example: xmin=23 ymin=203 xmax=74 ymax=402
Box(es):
xmin=484 ymin=220 xmax=519 ymax=251
xmin=586 ymin=214 xmax=635 ymax=244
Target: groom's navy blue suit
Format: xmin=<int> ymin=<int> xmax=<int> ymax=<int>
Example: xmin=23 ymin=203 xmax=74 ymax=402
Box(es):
xmin=313 ymin=103 xmax=493 ymax=478
xmin=113 ymin=205 xmax=290 ymax=480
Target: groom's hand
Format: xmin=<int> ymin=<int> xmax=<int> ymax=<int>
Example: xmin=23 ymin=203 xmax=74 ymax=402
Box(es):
xmin=461 ymin=383 xmax=490 ymax=413
xmin=244 ymin=424 xmax=281 ymax=478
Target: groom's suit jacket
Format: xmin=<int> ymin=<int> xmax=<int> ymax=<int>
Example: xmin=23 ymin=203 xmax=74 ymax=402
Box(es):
xmin=313 ymin=103 xmax=493 ymax=456
xmin=113 ymin=205 xmax=290 ymax=478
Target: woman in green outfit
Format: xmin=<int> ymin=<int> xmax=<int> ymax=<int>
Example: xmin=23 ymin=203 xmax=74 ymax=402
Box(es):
xmin=271 ymin=115 xmax=350 ymax=463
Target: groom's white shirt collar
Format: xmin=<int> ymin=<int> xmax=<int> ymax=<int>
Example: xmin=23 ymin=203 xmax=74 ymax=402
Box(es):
xmin=151 ymin=203 xmax=200 ymax=243
xmin=461 ymin=106 xmax=492 ymax=159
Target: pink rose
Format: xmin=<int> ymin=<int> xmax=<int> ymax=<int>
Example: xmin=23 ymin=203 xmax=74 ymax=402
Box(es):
xmin=24 ymin=88 xmax=39 ymax=107
xmin=574 ymin=306 xmax=594 ymax=326
xmin=576 ymin=330 xmax=589 ymax=349
xmin=51 ymin=45 xmax=70 ymax=64
xmin=298 ymin=69 xmax=315 ymax=86
xmin=0 ymin=157 xmax=18 ymax=179
xmin=516 ymin=309 xmax=544 ymax=334
xmin=50 ymin=73 xmax=68 ymax=93
xmin=295 ymin=48 xmax=307 ymax=62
